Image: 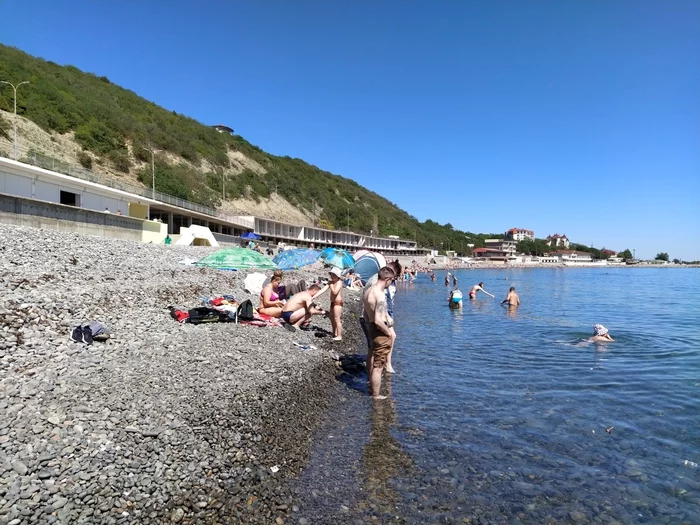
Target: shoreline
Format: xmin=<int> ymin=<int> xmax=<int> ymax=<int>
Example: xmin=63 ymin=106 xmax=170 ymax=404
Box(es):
xmin=0 ymin=224 xmax=361 ymax=524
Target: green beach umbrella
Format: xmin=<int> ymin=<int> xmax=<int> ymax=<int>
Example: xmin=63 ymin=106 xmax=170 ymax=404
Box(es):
xmin=195 ymin=247 xmax=278 ymax=270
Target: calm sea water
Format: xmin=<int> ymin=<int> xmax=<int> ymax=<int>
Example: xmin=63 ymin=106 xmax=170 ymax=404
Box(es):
xmin=294 ymin=268 xmax=700 ymax=525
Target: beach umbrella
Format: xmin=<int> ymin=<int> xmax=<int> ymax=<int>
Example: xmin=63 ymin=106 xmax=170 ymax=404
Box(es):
xmin=353 ymin=250 xmax=387 ymax=284
xmin=272 ymin=248 xmax=321 ymax=270
xmin=195 ymin=247 xmax=277 ymax=270
xmin=240 ymin=231 xmax=262 ymax=240
xmin=318 ymin=248 xmax=355 ymax=269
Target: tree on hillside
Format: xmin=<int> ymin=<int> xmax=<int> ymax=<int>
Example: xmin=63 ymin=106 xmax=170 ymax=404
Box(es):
xmin=673 ymin=258 xmax=681 ymax=264
xmin=517 ymin=238 xmax=552 ymax=256
xmin=655 ymin=252 xmax=669 ymax=262
xmin=618 ymin=249 xmax=633 ymax=260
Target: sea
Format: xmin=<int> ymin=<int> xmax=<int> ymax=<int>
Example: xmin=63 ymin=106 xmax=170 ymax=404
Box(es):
xmin=292 ymin=267 xmax=700 ymax=525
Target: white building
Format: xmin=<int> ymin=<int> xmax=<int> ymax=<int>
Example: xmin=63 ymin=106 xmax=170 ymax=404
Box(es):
xmin=546 ymin=233 xmax=570 ymax=248
xmin=0 ymin=156 xmax=420 ymax=254
xmin=505 ymin=228 xmax=534 ymax=242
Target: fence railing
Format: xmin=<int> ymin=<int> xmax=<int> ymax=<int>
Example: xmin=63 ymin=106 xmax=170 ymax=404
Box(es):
xmin=0 ymin=142 xmax=217 ymax=217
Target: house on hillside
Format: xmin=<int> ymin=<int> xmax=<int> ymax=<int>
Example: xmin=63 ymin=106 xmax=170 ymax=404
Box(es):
xmin=505 ymin=227 xmax=534 ymax=242
xmin=212 ymin=124 xmax=234 ymax=135
xmin=545 ymin=233 xmax=569 ymax=248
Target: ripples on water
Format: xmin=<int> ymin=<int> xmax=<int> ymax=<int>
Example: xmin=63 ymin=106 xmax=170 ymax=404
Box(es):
xmin=294 ymin=268 xmax=700 ymax=524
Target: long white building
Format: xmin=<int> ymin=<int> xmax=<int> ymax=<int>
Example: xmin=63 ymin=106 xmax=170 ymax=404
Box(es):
xmin=0 ymin=156 xmax=420 ymax=255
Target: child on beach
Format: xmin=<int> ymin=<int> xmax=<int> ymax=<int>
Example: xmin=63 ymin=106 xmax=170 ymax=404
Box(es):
xmin=329 ymin=267 xmax=344 ymax=340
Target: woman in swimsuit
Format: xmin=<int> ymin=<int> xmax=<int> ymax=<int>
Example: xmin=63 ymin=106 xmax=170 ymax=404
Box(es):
xmin=329 ymin=267 xmax=344 ymax=341
xmin=258 ymin=272 xmax=285 ymax=317
xmin=469 ymin=282 xmax=494 ymax=300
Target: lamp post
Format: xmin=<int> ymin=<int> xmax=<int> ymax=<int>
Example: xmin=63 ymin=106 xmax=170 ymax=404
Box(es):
xmin=0 ymin=80 xmax=30 ymax=160
xmin=141 ymin=147 xmax=156 ymax=199
xmin=633 ymin=248 xmax=636 ymax=260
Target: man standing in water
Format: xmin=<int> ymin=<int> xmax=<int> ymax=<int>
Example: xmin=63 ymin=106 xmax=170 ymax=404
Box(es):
xmin=469 ymin=282 xmax=494 ymax=300
xmin=363 ymin=267 xmax=396 ymax=399
xmin=501 ymin=286 xmax=520 ymax=306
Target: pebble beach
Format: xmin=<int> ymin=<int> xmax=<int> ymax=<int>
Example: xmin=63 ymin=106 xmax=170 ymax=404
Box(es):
xmin=0 ymin=225 xmax=364 ymax=524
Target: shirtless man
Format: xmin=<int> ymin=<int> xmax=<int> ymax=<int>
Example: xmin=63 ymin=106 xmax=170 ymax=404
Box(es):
xmin=445 ymin=273 xmax=451 ymax=286
xmin=363 ymin=267 xmax=396 ymax=399
xmin=501 ymin=286 xmax=520 ymax=307
xmin=469 ymin=282 xmax=494 ymax=300
xmin=328 ymin=268 xmax=344 ymax=340
xmin=281 ymin=283 xmax=328 ymax=329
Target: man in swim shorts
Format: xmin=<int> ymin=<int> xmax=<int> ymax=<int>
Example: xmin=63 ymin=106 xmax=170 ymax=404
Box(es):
xmin=328 ymin=267 xmax=344 ymax=340
xmin=501 ymin=286 xmax=520 ymax=307
xmin=362 ymin=266 xmax=396 ymax=399
xmin=281 ymin=283 xmax=328 ymax=329
xmin=469 ymin=282 xmax=494 ymax=300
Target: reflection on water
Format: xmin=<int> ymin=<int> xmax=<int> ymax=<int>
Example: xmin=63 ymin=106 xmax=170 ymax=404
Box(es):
xmin=361 ymin=377 xmax=414 ymax=515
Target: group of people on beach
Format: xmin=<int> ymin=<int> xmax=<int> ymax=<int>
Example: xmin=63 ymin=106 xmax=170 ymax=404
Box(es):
xmin=257 ymin=268 xmax=345 ymax=340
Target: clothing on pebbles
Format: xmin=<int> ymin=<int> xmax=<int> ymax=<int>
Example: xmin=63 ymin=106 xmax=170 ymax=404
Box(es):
xmin=0 ymin=225 xmax=364 ymax=524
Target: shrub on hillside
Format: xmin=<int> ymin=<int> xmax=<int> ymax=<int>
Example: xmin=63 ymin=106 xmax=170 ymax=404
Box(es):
xmin=108 ymin=150 xmax=131 ymax=173
xmin=77 ymin=151 xmax=93 ymax=169
xmin=0 ymin=114 xmax=10 ymax=140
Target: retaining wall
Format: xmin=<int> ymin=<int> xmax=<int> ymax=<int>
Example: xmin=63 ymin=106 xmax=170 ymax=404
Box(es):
xmin=0 ymin=192 xmax=144 ymax=241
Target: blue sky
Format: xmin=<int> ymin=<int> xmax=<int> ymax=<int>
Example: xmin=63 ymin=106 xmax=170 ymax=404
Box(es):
xmin=1 ymin=1 xmax=698 ymax=260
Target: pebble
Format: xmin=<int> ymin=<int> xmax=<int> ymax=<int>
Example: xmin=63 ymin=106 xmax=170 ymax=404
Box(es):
xmin=0 ymin=224 xmax=357 ymax=524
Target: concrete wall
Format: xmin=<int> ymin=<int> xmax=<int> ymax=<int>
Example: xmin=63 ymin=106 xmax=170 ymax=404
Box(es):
xmin=0 ymin=192 xmax=145 ymax=242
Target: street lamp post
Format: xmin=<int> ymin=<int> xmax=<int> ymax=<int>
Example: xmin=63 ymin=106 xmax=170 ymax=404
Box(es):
xmin=0 ymin=80 xmax=30 ymax=160
xmin=141 ymin=147 xmax=156 ymax=199
xmin=633 ymin=248 xmax=636 ymax=260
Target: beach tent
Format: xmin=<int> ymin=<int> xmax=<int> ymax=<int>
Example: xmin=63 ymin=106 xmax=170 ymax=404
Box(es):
xmin=272 ymin=248 xmax=321 ymax=270
xmin=318 ymin=248 xmax=355 ymax=270
xmin=195 ymin=248 xmax=277 ymax=270
xmin=241 ymin=232 xmax=262 ymax=240
xmin=353 ymin=250 xmax=387 ymax=284
xmin=175 ymin=225 xmax=219 ymax=247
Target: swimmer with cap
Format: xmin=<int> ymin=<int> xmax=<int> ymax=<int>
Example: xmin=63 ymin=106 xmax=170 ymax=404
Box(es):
xmin=590 ymin=324 xmax=614 ymax=343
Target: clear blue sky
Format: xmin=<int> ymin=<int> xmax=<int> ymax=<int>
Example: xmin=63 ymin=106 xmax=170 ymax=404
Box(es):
xmin=1 ymin=1 xmax=698 ymax=260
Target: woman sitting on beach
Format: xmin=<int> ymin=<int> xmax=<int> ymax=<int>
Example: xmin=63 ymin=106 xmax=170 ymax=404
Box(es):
xmin=258 ymin=271 xmax=286 ymax=318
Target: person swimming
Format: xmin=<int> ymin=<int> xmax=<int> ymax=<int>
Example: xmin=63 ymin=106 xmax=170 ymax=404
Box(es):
xmin=590 ymin=324 xmax=615 ymax=343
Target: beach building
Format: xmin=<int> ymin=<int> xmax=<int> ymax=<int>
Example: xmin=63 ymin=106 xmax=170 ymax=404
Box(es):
xmin=473 ymin=239 xmax=517 ymax=261
xmin=546 ymin=233 xmax=570 ymax=248
xmin=505 ymin=227 xmax=534 ymax=241
xmin=551 ymin=250 xmax=602 ymax=265
xmin=0 ymin=156 xmax=420 ymax=255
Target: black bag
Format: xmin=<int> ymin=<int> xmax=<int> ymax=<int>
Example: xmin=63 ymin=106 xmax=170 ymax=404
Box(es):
xmin=188 ymin=307 xmax=228 ymax=324
xmin=236 ymin=300 xmax=255 ymax=322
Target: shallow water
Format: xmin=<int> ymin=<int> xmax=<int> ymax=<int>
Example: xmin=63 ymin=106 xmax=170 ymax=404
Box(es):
xmin=294 ymin=268 xmax=700 ymax=524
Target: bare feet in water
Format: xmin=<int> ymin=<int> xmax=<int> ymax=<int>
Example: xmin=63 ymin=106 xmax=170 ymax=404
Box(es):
xmin=386 ymin=366 xmax=396 ymax=374
xmin=332 ymin=336 xmax=342 ymax=341
xmin=372 ymin=395 xmax=387 ymax=400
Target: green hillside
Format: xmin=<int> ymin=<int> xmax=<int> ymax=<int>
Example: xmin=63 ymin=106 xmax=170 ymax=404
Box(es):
xmin=0 ymin=44 xmax=497 ymax=252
